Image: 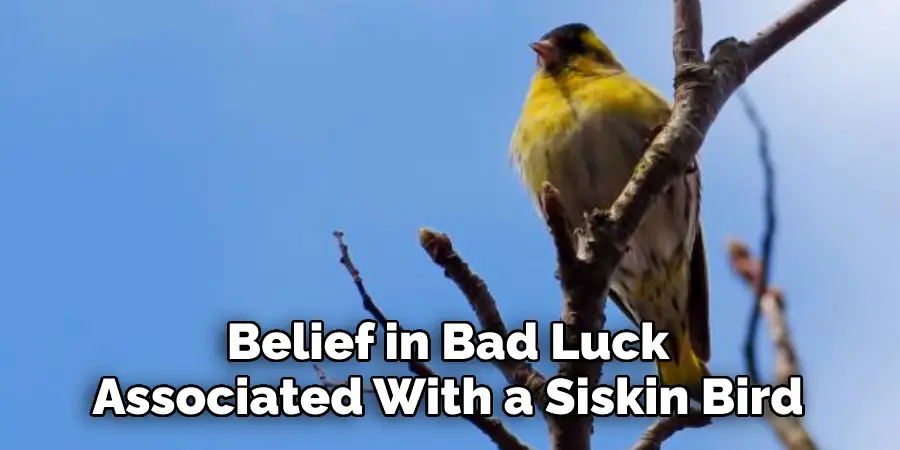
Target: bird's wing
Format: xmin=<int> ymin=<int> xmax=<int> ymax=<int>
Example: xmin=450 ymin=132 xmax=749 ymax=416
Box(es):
xmin=604 ymin=78 xmax=670 ymax=330
xmin=688 ymin=224 xmax=711 ymax=362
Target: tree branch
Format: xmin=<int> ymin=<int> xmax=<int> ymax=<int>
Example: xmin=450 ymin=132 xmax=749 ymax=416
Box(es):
xmin=540 ymin=184 xmax=610 ymax=450
xmin=736 ymin=90 xmax=776 ymax=386
xmin=727 ymin=92 xmax=816 ymax=450
xmin=332 ymin=231 xmax=534 ymax=450
xmin=729 ymin=244 xmax=803 ymax=386
xmin=728 ymin=242 xmax=815 ymax=450
xmin=744 ymin=0 xmax=847 ymax=72
xmin=604 ymin=0 xmax=847 ymax=262
xmin=673 ymin=0 xmax=704 ymax=65
xmin=419 ymin=227 xmax=547 ymax=402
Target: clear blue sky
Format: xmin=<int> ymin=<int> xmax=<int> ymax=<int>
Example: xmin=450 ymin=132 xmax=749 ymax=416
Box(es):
xmin=2 ymin=0 xmax=896 ymax=449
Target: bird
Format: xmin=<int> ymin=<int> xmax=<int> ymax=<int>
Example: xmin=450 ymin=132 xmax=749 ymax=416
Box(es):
xmin=509 ymin=23 xmax=711 ymax=398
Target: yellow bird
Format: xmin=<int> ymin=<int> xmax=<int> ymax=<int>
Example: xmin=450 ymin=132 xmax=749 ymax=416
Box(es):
xmin=509 ymin=23 xmax=711 ymax=397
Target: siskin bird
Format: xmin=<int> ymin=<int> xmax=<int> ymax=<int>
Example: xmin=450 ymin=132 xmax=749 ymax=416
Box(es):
xmin=509 ymin=23 xmax=711 ymax=398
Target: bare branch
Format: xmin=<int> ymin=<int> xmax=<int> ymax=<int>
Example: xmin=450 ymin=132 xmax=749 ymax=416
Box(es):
xmin=673 ymin=0 xmax=704 ymax=64
xmin=541 ymin=186 xmax=611 ymax=390
xmin=727 ymin=92 xmax=816 ymax=450
xmin=745 ymin=0 xmax=848 ymax=72
xmin=728 ymin=244 xmax=801 ymax=384
xmin=540 ymin=185 xmax=610 ymax=450
xmin=540 ymin=183 xmax=578 ymax=268
xmin=736 ymin=90 xmax=777 ymax=385
xmin=333 ymin=231 xmax=534 ymax=450
xmin=603 ymin=0 xmax=847 ymax=258
xmin=419 ymin=227 xmax=547 ymax=401
xmin=728 ymin=242 xmax=815 ymax=450
xmin=630 ymin=414 xmax=713 ymax=450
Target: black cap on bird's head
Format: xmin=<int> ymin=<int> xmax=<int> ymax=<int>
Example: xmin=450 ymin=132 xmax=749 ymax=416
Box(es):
xmin=530 ymin=23 xmax=620 ymax=73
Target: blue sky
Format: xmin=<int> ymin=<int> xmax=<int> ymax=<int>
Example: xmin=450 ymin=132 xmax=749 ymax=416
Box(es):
xmin=1 ymin=0 xmax=896 ymax=449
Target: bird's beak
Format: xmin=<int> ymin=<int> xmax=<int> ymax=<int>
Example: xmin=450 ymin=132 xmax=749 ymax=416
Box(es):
xmin=530 ymin=40 xmax=559 ymax=68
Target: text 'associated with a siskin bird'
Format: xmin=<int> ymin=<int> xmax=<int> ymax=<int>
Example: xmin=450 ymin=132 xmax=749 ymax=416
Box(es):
xmin=89 ymin=320 xmax=804 ymax=419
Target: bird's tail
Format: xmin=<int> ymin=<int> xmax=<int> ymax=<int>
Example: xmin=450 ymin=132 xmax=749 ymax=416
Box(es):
xmin=656 ymin=330 xmax=709 ymax=401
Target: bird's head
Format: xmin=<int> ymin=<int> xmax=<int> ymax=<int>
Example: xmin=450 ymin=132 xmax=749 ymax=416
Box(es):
xmin=530 ymin=23 xmax=623 ymax=75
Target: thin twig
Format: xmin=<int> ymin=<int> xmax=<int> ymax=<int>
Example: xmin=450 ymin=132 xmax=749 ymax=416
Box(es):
xmin=744 ymin=0 xmax=848 ymax=72
xmin=332 ymin=231 xmax=533 ymax=450
xmin=728 ymin=242 xmax=815 ymax=450
xmin=540 ymin=183 xmax=579 ymax=268
xmin=727 ymin=90 xmax=816 ymax=450
xmin=736 ymin=90 xmax=776 ymax=384
xmin=728 ymin=244 xmax=802 ymax=384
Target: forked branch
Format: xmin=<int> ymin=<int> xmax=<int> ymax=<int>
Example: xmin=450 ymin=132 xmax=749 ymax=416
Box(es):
xmin=604 ymin=0 xmax=847 ymax=260
xmin=607 ymin=0 xmax=846 ymax=448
